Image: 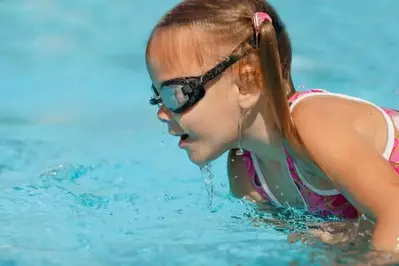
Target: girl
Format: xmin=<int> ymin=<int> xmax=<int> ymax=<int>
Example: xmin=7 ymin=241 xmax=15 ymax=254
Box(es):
xmin=145 ymin=0 xmax=399 ymax=252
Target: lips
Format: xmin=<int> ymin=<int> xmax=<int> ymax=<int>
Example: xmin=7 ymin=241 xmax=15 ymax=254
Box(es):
xmin=178 ymin=133 xmax=192 ymax=148
xmin=169 ymin=130 xmax=192 ymax=148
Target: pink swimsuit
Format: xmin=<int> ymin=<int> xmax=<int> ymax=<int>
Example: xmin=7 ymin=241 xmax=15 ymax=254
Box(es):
xmin=243 ymin=89 xmax=399 ymax=219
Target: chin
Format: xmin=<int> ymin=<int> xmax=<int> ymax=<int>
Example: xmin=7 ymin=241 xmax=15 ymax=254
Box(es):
xmin=185 ymin=148 xmax=224 ymax=166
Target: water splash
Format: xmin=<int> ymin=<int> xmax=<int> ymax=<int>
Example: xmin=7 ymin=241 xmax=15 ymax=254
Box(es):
xmin=199 ymin=163 xmax=216 ymax=212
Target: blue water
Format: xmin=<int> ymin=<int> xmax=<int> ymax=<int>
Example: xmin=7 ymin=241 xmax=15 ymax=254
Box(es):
xmin=0 ymin=0 xmax=398 ymax=265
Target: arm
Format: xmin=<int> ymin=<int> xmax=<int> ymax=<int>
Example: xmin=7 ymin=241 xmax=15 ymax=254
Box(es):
xmin=227 ymin=149 xmax=293 ymax=228
xmin=227 ymin=149 xmax=264 ymax=203
xmin=293 ymin=100 xmax=399 ymax=252
xmin=228 ymin=149 xmax=363 ymax=243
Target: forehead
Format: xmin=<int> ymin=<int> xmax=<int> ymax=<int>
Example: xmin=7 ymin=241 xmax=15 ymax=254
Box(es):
xmin=146 ymin=27 xmax=217 ymax=87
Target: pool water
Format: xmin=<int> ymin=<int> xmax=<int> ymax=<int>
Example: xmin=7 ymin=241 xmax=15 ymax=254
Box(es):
xmin=0 ymin=0 xmax=398 ymax=265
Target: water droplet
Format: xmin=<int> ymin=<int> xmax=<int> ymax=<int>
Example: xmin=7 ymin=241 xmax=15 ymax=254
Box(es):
xmin=280 ymin=193 xmax=284 ymax=196
xmin=235 ymin=148 xmax=244 ymax=156
xmin=164 ymin=194 xmax=173 ymax=201
xmin=221 ymin=182 xmax=227 ymax=187
xmin=276 ymin=185 xmax=279 ymax=189
xmin=234 ymin=175 xmax=238 ymax=179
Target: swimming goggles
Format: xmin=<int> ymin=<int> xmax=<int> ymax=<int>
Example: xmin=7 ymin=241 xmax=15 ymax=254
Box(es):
xmin=149 ymin=52 xmax=244 ymax=113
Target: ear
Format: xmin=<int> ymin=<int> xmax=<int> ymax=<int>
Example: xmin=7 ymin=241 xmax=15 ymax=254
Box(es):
xmin=233 ymin=55 xmax=262 ymax=110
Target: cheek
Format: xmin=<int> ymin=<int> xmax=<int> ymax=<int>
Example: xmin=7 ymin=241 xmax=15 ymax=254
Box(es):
xmin=206 ymin=83 xmax=241 ymax=134
xmin=180 ymin=85 xmax=240 ymax=139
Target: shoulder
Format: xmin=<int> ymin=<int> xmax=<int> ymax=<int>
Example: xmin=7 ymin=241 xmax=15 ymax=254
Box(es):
xmin=290 ymin=92 xmax=386 ymax=145
xmin=288 ymin=92 xmax=381 ymax=179
xmin=291 ymin=92 xmax=346 ymax=122
xmin=290 ymin=92 xmax=370 ymax=139
xmin=289 ymin=93 xmax=364 ymax=172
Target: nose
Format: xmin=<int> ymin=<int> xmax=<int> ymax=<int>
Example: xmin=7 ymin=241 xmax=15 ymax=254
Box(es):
xmin=157 ymin=105 xmax=173 ymax=123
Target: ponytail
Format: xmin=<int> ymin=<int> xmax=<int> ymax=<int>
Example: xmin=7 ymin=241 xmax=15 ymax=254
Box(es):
xmin=257 ymin=22 xmax=302 ymax=152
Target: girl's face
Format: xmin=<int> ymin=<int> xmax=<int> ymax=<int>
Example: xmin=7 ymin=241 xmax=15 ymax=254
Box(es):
xmin=146 ymin=29 xmax=244 ymax=165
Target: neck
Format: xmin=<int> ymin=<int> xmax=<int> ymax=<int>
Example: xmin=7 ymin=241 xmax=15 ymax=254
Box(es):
xmin=239 ymin=103 xmax=286 ymax=162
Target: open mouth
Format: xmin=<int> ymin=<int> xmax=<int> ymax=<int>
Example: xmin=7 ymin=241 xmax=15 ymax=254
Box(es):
xmin=178 ymin=133 xmax=191 ymax=148
xmin=180 ymin=134 xmax=189 ymax=141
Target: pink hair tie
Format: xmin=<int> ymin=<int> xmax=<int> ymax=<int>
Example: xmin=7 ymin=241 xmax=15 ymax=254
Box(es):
xmin=252 ymin=12 xmax=272 ymax=31
xmin=252 ymin=12 xmax=272 ymax=48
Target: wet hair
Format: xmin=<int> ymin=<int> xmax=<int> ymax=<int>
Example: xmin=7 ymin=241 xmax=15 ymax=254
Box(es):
xmin=146 ymin=0 xmax=303 ymax=150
